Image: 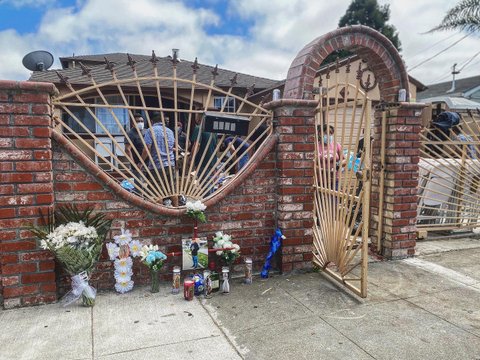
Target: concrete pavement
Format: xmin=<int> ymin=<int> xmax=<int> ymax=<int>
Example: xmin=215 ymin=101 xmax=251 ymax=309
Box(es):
xmin=2 ymin=238 xmax=480 ymax=359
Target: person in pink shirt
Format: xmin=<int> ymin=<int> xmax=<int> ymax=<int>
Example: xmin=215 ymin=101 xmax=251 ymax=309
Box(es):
xmin=317 ymin=124 xmax=343 ymax=189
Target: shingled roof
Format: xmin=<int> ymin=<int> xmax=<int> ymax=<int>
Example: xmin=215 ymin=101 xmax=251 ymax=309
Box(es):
xmin=29 ymin=52 xmax=279 ymax=91
xmin=417 ymin=75 xmax=480 ymax=100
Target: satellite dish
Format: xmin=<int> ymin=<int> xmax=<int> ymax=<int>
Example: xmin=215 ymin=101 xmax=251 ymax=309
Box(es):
xmin=22 ymin=50 xmax=54 ymax=71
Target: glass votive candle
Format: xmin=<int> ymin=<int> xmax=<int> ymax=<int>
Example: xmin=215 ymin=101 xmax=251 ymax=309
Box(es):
xmin=203 ymin=270 xmax=212 ymax=298
xmin=221 ymin=266 xmax=230 ymax=294
xmin=184 ymin=279 xmax=194 ymax=301
xmin=244 ymin=258 xmax=252 ymax=284
xmin=172 ymin=266 xmax=181 ymax=294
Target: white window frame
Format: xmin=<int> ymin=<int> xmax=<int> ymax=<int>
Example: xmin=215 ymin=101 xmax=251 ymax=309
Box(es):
xmin=213 ymin=96 xmax=236 ymax=113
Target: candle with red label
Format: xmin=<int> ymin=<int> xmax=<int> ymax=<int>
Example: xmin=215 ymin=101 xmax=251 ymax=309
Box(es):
xmin=184 ymin=279 xmax=194 ymax=301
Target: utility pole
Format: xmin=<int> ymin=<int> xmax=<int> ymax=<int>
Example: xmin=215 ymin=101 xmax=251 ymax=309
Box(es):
xmin=446 ymin=63 xmax=460 ymax=93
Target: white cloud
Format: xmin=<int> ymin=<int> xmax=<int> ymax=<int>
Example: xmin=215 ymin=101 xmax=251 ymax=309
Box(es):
xmin=0 ymin=0 xmax=478 ymax=86
xmin=0 ymin=0 xmax=56 ymax=7
xmin=388 ymin=0 xmax=480 ymax=85
xmin=0 ymin=30 xmax=37 ymax=80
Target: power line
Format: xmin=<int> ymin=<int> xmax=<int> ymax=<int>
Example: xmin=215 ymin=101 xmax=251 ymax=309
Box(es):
xmin=408 ymin=33 xmax=470 ymax=71
xmin=431 ymin=52 xmax=480 ymax=83
xmin=432 ymin=71 xmax=454 ymax=84
xmin=458 ymin=50 xmax=480 ymax=71
xmin=461 ymin=58 xmax=480 ymax=73
xmin=408 ymin=32 xmax=462 ymax=61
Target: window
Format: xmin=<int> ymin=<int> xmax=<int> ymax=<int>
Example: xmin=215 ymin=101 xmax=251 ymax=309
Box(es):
xmin=63 ymin=95 xmax=129 ymax=135
xmin=213 ymin=96 xmax=236 ymax=113
xmin=95 ymin=96 xmax=129 ymax=135
xmin=63 ymin=107 xmax=95 ymax=134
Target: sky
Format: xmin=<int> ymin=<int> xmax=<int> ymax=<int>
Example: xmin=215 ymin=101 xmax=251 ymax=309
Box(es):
xmin=0 ymin=0 xmax=478 ymax=86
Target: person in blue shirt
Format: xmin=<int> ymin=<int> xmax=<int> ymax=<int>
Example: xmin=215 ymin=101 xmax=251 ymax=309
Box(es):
xmin=141 ymin=112 xmax=177 ymax=206
xmin=452 ymin=125 xmax=477 ymax=159
xmin=190 ymin=238 xmax=200 ymax=269
xmin=222 ymin=136 xmax=250 ymax=173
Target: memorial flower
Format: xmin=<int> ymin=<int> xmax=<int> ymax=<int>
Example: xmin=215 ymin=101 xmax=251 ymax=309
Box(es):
xmin=114 ymin=256 xmax=133 ymax=272
xmin=140 ymin=244 xmax=168 ymax=293
xmin=106 ymin=227 xmax=141 ymax=294
xmin=113 ymin=228 xmax=133 ymax=246
xmin=114 ymin=268 xmax=133 ymax=282
xmin=106 ymin=242 xmax=119 ymax=261
xmin=115 ymin=280 xmax=134 ymax=294
xmin=185 ymin=200 xmax=207 ymax=223
xmin=129 ymin=240 xmax=142 ymax=257
xmin=213 ymin=231 xmax=241 ymax=266
xmin=30 ymin=205 xmax=112 ymax=307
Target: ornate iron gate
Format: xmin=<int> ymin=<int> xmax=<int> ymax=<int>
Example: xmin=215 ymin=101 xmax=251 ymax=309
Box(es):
xmin=312 ymin=61 xmax=372 ymax=297
xmin=418 ymin=110 xmax=480 ymax=233
xmin=51 ymin=53 xmax=273 ymax=208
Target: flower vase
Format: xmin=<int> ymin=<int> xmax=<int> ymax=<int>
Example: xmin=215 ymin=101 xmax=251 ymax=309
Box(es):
xmin=193 ymin=219 xmax=198 ymax=240
xmin=150 ymin=269 xmax=160 ymax=293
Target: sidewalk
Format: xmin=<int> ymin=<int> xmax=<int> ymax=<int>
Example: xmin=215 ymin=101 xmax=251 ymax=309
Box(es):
xmin=2 ymin=238 xmax=480 ymax=360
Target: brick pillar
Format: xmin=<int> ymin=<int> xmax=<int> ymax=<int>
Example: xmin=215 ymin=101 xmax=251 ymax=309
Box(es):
xmin=266 ymin=100 xmax=316 ymax=272
xmin=0 ymin=81 xmax=57 ymax=308
xmin=370 ymin=103 xmax=425 ymax=259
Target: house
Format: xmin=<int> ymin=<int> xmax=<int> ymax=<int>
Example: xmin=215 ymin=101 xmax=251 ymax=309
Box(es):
xmin=417 ymin=74 xmax=480 ymax=103
xmin=29 ymin=51 xmax=280 ymax=128
xmin=417 ymin=75 xmax=480 ymax=118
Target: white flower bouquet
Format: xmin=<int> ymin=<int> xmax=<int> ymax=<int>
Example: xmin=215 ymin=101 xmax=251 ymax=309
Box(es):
xmin=185 ymin=200 xmax=207 ymax=223
xmin=31 ymin=205 xmax=112 ymax=307
xmin=212 ymin=231 xmax=241 ymax=266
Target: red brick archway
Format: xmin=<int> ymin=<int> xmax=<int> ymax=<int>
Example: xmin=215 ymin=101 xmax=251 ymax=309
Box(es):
xmin=284 ymin=25 xmax=409 ymax=102
xmin=272 ymin=26 xmax=423 ymax=273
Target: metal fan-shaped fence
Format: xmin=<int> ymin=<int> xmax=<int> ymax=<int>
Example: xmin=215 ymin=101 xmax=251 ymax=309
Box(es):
xmin=312 ymin=60 xmax=372 ymax=298
xmin=418 ymin=110 xmax=480 ymax=232
xmin=52 ymin=53 xmax=273 ymax=207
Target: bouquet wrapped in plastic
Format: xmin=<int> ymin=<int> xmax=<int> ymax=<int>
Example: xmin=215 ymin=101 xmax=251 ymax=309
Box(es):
xmin=31 ymin=205 xmax=112 ymax=307
xmin=212 ymin=231 xmax=240 ymax=266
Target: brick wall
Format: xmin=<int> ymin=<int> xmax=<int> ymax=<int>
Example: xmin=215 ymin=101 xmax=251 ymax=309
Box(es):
xmin=0 ymin=80 xmax=279 ymax=308
xmin=370 ymin=104 xmax=424 ymax=258
xmin=0 ymin=26 xmax=424 ymax=308
xmin=266 ymin=100 xmax=316 ymax=272
xmin=51 ymin=142 xmax=277 ymax=295
xmin=0 ymin=81 xmax=57 ymax=308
